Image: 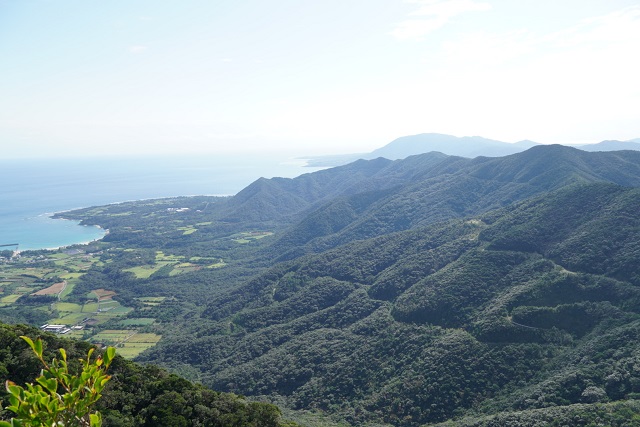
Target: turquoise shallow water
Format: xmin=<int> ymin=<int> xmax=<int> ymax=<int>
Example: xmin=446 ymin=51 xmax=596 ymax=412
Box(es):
xmin=1 ymin=154 xmax=319 ymax=251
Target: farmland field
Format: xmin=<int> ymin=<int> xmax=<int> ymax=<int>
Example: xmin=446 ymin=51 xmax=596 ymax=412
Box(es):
xmin=0 ymin=294 xmax=21 ymax=304
xmin=32 ymin=281 xmax=66 ymax=296
xmin=54 ymin=302 xmax=83 ymax=312
xmin=123 ymin=264 xmax=169 ymax=279
xmin=119 ymin=318 xmax=155 ymax=326
xmin=136 ymin=296 xmax=166 ymax=306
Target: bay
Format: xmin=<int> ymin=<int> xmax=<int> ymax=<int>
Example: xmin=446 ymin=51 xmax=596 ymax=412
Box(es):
xmin=1 ymin=154 xmax=320 ymax=251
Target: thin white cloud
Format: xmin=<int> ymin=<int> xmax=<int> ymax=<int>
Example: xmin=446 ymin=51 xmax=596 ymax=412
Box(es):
xmin=544 ymin=5 xmax=640 ymax=47
xmin=390 ymin=0 xmax=491 ymax=41
xmin=441 ymin=5 xmax=640 ymax=67
xmin=129 ymin=45 xmax=148 ymax=54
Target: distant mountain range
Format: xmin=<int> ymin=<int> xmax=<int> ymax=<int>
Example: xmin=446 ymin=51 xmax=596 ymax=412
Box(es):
xmin=304 ymin=133 xmax=640 ymax=167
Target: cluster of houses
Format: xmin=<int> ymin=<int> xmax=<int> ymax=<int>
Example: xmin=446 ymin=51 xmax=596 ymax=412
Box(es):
xmin=40 ymin=323 xmax=84 ymax=335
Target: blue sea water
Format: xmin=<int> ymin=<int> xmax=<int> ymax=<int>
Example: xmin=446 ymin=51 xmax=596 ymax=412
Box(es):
xmin=1 ymin=154 xmax=321 ymax=251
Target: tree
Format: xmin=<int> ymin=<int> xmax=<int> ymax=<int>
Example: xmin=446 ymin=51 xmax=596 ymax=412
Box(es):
xmin=0 ymin=336 xmax=115 ymax=427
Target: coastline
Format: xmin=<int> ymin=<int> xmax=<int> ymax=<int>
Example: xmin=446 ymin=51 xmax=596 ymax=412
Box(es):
xmin=12 ymin=215 xmax=108 ymax=253
xmin=36 ymin=225 xmax=109 ymax=252
xmin=2 ymin=154 xmax=321 ymax=253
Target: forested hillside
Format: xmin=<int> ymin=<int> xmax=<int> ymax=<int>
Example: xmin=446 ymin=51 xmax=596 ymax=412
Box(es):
xmin=4 ymin=145 xmax=640 ymax=426
xmin=0 ymin=323 xmax=297 ymax=426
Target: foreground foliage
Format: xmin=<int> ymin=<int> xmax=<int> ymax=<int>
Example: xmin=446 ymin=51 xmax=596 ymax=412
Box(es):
xmin=1 ymin=337 xmax=115 ymax=427
xmin=0 ymin=324 xmax=297 ymax=427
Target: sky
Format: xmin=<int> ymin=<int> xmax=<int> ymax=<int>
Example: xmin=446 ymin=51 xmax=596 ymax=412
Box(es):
xmin=1 ymin=0 xmax=640 ymax=158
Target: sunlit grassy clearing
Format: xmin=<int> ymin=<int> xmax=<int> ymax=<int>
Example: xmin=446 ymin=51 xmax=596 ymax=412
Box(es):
xmin=232 ymin=231 xmax=273 ymax=243
xmin=177 ymin=226 xmax=197 ymax=235
xmin=207 ymin=260 xmax=227 ymax=268
xmin=155 ymin=251 xmax=184 ymax=262
xmin=124 ymin=263 xmax=170 ymax=279
xmin=0 ymin=294 xmax=20 ymax=303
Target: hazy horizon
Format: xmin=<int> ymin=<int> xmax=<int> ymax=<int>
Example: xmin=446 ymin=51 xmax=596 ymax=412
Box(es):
xmin=2 ymin=1 xmax=640 ymax=159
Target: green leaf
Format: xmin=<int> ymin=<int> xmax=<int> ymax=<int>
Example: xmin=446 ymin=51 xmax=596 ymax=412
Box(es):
xmin=90 ymin=412 xmax=102 ymax=427
xmin=104 ymin=347 xmax=116 ymax=365
xmin=6 ymin=381 xmax=23 ymax=398
xmin=19 ymin=336 xmax=38 ymax=356
xmin=36 ymin=377 xmax=57 ymax=395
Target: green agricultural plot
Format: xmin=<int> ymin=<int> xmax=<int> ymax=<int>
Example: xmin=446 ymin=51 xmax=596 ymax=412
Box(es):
xmin=124 ymin=263 xmax=168 ymax=279
xmin=129 ymin=333 xmax=161 ymax=343
xmin=135 ymin=297 xmax=166 ymax=306
xmin=51 ymin=254 xmax=97 ymax=272
xmin=231 ymin=231 xmax=274 ymax=244
xmin=58 ymin=281 xmax=76 ymax=299
xmin=99 ymin=300 xmax=120 ymax=309
xmin=119 ymin=318 xmax=156 ymax=326
xmin=195 ymin=221 xmax=212 ymax=226
xmin=49 ymin=312 xmax=87 ymax=325
xmin=91 ymin=329 xmax=133 ymax=345
xmin=189 ymin=256 xmax=218 ymax=262
xmin=115 ymin=345 xmax=152 ymax=359
xmin=59 ymin=272 xmax=83 ymax=279
xmin=83 ymin=302 xmax=99 ymax=312
xmin=207 ymin=260 xmax=227 ymax=268
xmin=43 ymin=270 xmax=67 ymax=279
xmin=169 ymin=263 xmax=202 ymax=276
xmin=177 ymin=226 xmax=197 ymax=235
xmin=0 ymin=294 xmax=21 ymax=304
xmin=155 ymin=251 xmax=184 ymax=262
xmin=108 ymin=306 xmax=133 ymax=315
xmin=66 ymin=330 xmax=86 ymax=339
xmin=54 ymin=302 xmax=83 ymax=312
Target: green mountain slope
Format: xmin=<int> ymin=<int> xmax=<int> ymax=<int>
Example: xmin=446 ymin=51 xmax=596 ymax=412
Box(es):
xmin=268 ymin=146 xmax=640 ymax=258
xmin=221 ymin=153 xmax=449 ymax=225
xmin=137 ymin=181 xmax=640 ymax=426
xmin=23 ymin=145 xmax=640 ymax=426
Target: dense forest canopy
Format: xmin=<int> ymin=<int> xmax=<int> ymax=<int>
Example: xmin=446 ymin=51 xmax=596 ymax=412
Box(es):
xmin=3 ymin=145 xmax=640 ymax=426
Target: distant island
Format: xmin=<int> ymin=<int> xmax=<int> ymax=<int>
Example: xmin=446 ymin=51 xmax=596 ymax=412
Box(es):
xmin=304 ymin=132 xmax=640 ymax=166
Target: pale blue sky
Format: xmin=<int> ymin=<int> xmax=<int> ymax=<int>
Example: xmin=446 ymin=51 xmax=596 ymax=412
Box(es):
xmin=1 ymin=0 xmax=640 ymax=158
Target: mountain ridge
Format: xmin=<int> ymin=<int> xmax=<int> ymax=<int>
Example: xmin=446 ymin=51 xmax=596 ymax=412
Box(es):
xmin=122 ymin=145 xmax=640 ymax=426
xmin=304 ymin=133 xmax=640 ymax=167
xmin=10 ymin=142 xmax=640 ymax=427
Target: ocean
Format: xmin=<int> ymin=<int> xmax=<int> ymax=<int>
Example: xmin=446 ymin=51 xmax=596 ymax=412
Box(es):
xmin=1 ymin=154 xmax=321 ymax=251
